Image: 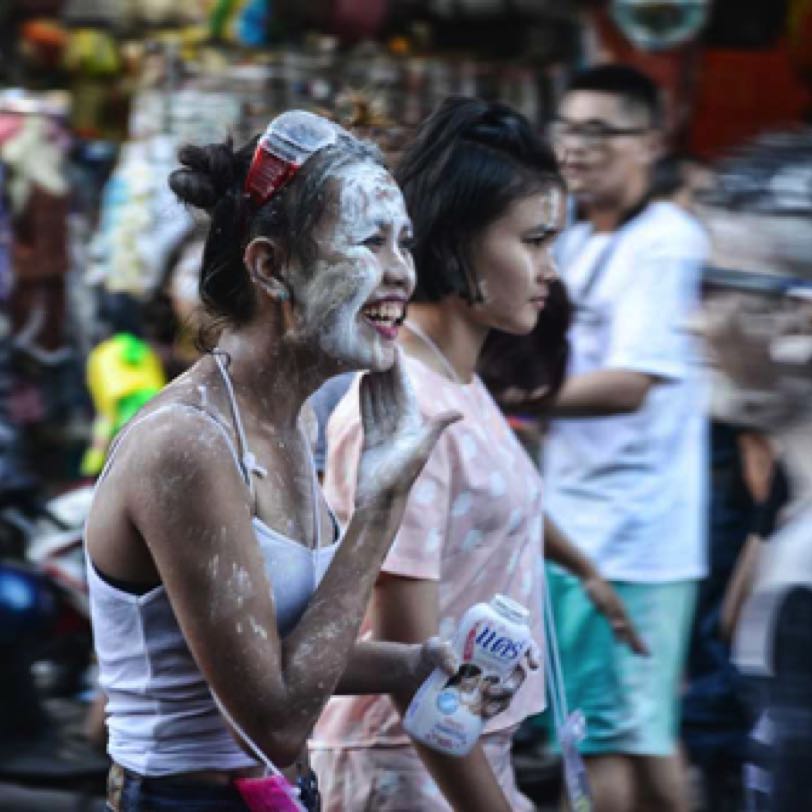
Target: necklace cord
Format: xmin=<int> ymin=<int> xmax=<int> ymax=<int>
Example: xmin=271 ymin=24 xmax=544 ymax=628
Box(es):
xmin=403 ymin=320 xmax=462 ymax=384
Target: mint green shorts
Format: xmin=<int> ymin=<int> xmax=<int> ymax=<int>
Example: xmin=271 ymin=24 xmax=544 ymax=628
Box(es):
xmin=543 ymin=565 xmax=697 ymax=756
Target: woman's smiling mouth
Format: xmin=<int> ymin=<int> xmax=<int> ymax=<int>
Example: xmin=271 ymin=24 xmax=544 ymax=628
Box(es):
xmin=361 ymin=298 xmax=407 ymax=339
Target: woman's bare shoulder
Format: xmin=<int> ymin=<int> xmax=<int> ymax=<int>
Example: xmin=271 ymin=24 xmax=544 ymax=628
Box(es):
xmin=100 ymin=371 xmax=241 ymax=490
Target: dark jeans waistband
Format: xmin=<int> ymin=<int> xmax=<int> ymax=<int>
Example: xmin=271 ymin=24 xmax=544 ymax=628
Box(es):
xmin=107 ymin=762 xmax=321 ymax=812
xmin=107 ymin=763 xmax=249 ymax=811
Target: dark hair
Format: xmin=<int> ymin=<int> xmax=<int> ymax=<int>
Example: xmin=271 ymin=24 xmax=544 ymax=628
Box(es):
xmin=168 ymin=127 xmax=383 ymax=348
xmin=478 ymin=277 xmax=572 ymax=405
xmin=395 ymin=96 xmax=562 ymax=304
xmin=565 ymin=64 xmax=663 ymax=129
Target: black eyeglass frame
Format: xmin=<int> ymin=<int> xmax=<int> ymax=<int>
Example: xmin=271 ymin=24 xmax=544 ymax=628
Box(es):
xmin=548 ymin=118 xmax=651 ymax=146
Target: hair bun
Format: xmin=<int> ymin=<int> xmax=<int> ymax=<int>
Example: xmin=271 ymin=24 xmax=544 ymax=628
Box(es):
xmin=169 ymin=141 xmax=239 ymax=211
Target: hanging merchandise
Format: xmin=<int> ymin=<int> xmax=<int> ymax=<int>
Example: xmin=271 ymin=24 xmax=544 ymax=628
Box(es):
xmin=237 ymin=0 xmax=273 ymax=46
xmin=136 ymin=0 xmax=208 ymax=26
xmin=63 ymin=23 xmax=128 ymax=141
xmin=88 ymin=135 xmax=194 ymax=299
xmin=65 ymin=0 xmax=206 ymax=27
xmin=209 ymin=0 xmax=252 ymax=41
xmin=128 ymin=83 xmax=242 ymax=144
xmin=0 ymin=111 xmax=68 ymax=216
xmin=0 ymin=106 xmax=71 ymax=323
xmin=62 ymin=0 xmax=126 ymax=27
xmin=80 ymin=332 xmax=166 ymax=476
xmin=611 ymin=0 xmax=710 ymax=51
xmin=63 ymin=29 xmax=121 ymax=76
xmin=19 ymin=19 xmax=69 ymax=73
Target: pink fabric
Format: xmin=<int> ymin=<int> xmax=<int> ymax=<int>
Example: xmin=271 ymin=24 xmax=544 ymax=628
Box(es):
xmin=311 ymin=355 xmax=545 ymax=758
xmin=310 ymin=727 xmax=535 ymax=812
xmin=234 ymin=776 xmax=306 ymax=812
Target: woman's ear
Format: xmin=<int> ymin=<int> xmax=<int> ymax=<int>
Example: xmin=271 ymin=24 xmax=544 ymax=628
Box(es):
xmin=244 ymin=237 xmax=291 ymax=302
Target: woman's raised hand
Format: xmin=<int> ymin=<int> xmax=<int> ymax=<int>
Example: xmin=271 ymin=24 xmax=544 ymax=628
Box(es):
xmin=355 ymin=349 xmax=460 ymax=510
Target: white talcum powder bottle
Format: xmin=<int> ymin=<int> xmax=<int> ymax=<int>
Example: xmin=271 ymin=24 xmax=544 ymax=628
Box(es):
xmin=404 ymin=594 xmax=533 ymax=757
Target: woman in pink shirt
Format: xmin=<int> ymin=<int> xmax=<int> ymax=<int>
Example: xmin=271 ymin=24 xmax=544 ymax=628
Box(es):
xmin=311 ymin=98 xmax=645 ymax=811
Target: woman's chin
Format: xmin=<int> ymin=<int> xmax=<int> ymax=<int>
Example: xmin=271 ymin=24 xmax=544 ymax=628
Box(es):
xmin=494 ymin=317 xmax=537 ymax=337
xmin=367 ymin=346 xmax=397 ymax=373
xmin=333 ymin=342 xmax=396 ymax=375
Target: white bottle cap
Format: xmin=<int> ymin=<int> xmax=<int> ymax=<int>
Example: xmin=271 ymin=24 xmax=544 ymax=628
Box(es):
xmin=259 ymin=110 xmax=340 ymax=166
xmin=244 ymin=110 xmax=344 ymax=206
xmin=490 ymin=594 xmax=529 ymax=625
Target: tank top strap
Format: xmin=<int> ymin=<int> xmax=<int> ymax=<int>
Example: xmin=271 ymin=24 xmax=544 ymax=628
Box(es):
xmin=95 ymin=403 xmax=250 ymax=490
xmin=212 ymin=350 xmax=268 ymax=490
xmin=212 ymin=349 xmax=326 ymax=550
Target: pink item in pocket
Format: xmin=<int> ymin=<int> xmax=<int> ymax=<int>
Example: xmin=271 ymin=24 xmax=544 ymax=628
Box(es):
xmin=234 ymin=775 xmax=307 ymax=812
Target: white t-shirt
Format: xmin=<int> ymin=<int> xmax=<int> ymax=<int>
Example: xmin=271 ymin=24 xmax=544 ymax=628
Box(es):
xmin=543 ymin=201 xmax=709 ymax=582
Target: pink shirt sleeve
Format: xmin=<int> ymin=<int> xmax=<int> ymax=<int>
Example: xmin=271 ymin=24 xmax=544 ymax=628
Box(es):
xmin=324 ymin=379 xmax=452 ymax=582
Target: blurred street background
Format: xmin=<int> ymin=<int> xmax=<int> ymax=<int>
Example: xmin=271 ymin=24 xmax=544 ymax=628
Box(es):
xmin=1 ymin=1 xmax=811 ymax=809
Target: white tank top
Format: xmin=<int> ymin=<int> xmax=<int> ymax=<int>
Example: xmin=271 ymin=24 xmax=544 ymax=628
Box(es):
xmin=87 ymin=352 xmax=340 ymax=776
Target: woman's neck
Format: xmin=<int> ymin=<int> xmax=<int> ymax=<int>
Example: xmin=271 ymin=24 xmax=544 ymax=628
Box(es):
xmin=401 ymin=301 xmax=489 ymax=384
xmin=215 ymin=324 xmax=331 ymax=431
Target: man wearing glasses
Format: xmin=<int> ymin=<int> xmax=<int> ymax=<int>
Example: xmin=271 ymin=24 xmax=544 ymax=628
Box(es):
xmin=540 ymin=64 xmax=708 ymax=812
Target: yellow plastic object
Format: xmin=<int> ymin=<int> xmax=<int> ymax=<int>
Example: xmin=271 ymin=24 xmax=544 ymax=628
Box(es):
xmin=87 ymin=334 xmax=165 ymax=423
xmin=64 ymin=29 xmax=121 ymax=76
xmin=82 ymin=334 xmax=166 ymax=476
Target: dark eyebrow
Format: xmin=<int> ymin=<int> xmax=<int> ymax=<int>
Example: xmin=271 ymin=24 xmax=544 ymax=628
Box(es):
xmin=372 ymin=218 xmax=413 ymax=231
xmin=555 ymin=116 xmax=619 ymax=128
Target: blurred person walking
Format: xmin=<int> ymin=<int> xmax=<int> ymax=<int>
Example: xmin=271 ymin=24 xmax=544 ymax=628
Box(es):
xmin=532 ymin=64 xmax=709 ymax=812
xmin=649 ymin=147 xmax=786 ymax=811
xmin=693 ymin=129 xmax=812 ymax=812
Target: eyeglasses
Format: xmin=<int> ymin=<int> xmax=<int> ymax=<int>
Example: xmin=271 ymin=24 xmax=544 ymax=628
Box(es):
xmin=549 ymin=119 xmax=649 ymax=149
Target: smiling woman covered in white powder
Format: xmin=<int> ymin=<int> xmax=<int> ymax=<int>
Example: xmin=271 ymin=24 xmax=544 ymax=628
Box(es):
xmin=83 ymin=111 xmax=461 ymax=812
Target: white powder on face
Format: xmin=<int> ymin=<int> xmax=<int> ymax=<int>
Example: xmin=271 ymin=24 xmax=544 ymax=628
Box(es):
xmin=290 ymin=163 xmax=414 ymax=372
xmin=334 ymin=164 xmax=412 ymax=248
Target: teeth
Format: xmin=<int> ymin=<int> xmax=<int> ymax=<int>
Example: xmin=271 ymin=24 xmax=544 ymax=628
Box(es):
xmin=363 ymin=301 xmax=404 ymax=325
